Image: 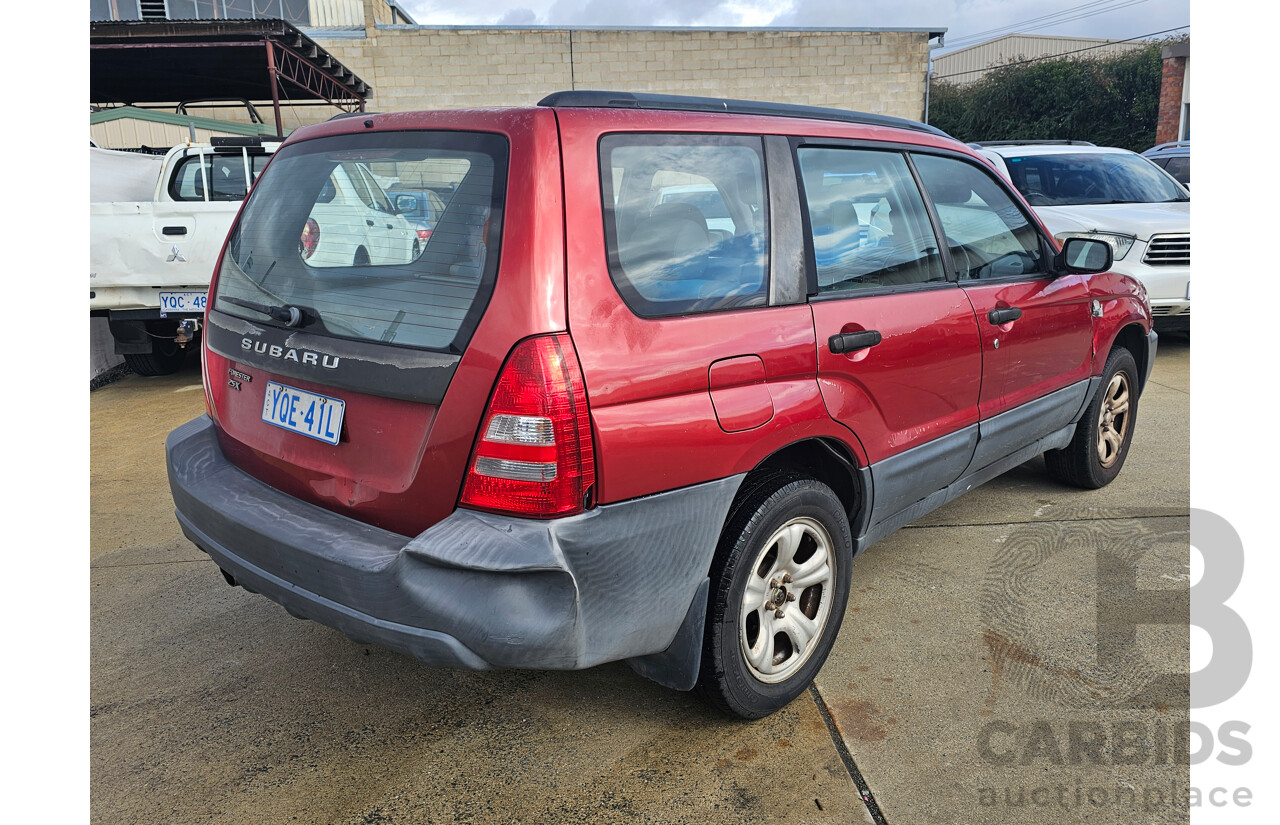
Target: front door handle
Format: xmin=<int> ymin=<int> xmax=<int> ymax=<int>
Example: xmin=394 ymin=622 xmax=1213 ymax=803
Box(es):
xmin=366 ymin=219 xmax=375 ymax=227
xmin=829 ymin=330 xmax=882 ymax=354
xmin=988 ymin=307 xmax=1023 ymax=325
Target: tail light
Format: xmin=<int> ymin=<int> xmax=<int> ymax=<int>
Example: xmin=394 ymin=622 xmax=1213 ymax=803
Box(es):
xmin=299 ymin=218 xmax=320 ymax=259
xmin=416 ymin=227 xmax=432 ymax=241
xmin=460 ymin=334 xmax=595 ymax=518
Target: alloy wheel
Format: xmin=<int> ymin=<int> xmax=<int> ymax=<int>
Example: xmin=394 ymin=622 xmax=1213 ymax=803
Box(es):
xmin=739 ymin=516 xmax=836 ymax=684
xmin=1096 ymin=372 xmax=1131 ymax=468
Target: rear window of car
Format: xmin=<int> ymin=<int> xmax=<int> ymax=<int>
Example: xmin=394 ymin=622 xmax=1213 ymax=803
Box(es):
xmin=600 ymin=134 xmax=769 ymax=317
xmin=168 ymin=151 xmax=272 ymax=201
xmin=212 ymin=131 xmax=508 ymax=352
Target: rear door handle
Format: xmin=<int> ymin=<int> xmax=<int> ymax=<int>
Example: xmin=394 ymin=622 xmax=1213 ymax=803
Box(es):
xmin=829 ymin=330 xmax=882 ymax=354
xmin=988 ymin=307 xmax=1022 ymax=325
xmin=161 ymin=226 xmax=187 ymax=236
xmin=366 ymin=219 xmax=375 ymax=227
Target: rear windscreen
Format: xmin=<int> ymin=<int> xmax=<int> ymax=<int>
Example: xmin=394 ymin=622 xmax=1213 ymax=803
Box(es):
xmin=213 ymin=131 xmax=508 ymax=352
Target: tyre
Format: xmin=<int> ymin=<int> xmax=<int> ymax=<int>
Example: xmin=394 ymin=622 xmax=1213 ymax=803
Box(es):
xmin=122 ymin=333 xmax=187 ymax=377
xmin=694 ymin=473 xmax=853 ymax=719
xmin=1045 ymin=346 xmax=1139 ymax=489
xmin=354 ymin=247 xmax=370 ymax=266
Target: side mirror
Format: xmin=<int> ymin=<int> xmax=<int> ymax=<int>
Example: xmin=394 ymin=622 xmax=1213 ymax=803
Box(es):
xmin=395 ymin=194 xmax=418 ymax=214
xmin=1056 ymin=237 xmax=1113 ymax=274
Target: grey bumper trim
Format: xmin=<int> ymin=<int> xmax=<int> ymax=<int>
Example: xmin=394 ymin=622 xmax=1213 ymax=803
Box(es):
xmin=1144 ymin=330 xmax=1159 ymax=390
xmin=167 ymin=415 xmax=744 ymax=674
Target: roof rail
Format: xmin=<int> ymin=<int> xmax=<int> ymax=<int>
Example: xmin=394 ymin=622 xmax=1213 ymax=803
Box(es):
xmin=327 ymin=110 xmax=378 ymax=122
xmin=537 ymin=90 xmax=952 ymax=139
xmin=974 ymin=140 xmax=1096 ymax=147
xmin=1147 ymin=141 xmax=1191 ymax=151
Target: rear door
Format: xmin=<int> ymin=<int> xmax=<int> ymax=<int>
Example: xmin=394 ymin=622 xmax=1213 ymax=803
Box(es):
xmin=562 ymin=128 xmax=814 ymax=505
xmin=911 ymin=152 xmax=1094 ymax=469
xmin=797 ymin=142 xmax=983 ymax=526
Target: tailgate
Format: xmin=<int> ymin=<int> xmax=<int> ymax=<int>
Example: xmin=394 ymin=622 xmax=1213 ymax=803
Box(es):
xmin=201 ymin=119 xmax=561 ymax=537
xmin=90 ymin=201 xmax=239 ymax=309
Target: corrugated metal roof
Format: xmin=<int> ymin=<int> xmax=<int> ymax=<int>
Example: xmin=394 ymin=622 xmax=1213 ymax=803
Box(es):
xmin=932 ymin=33 xmax=1147 ymax=85
xmin=90 ymin=106 xmax=290 ymax=138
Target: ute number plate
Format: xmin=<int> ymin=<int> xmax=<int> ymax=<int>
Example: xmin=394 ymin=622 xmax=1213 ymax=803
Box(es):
xmin=158 ymin=291 xmax=207 ymax=315
xmin=262 ymin=381 xmax=345 ymax=445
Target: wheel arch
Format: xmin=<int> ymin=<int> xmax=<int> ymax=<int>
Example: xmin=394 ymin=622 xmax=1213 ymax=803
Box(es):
xmin=1107 ymin=321 xmax=1152 ymax=393
xmin=738 ymin=437 xmax=871 ymax=540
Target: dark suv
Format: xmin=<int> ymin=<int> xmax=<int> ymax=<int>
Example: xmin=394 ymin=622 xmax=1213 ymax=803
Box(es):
xmin=1142 ymin=141 xmax=1191 ymax=188
xmin=167 ymin=92 xmax=1155 ymax=718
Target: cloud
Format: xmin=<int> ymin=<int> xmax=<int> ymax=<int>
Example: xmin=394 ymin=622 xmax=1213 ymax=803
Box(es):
xmin=496 ymin=8 xmax=541 ymax=24
xmin=543 ymin=0 xmax=745 ymax=25
xmin=399 ymin=0 xmax=1188 ymax=40
xmin=766 ymin=0 xmax=954 ymax=28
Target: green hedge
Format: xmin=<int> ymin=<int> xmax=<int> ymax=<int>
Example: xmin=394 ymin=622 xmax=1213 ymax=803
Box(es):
xmin=928 ymin=42 xmax=1168 ymax=152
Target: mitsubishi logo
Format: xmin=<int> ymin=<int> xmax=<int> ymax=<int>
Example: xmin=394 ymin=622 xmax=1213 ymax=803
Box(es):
xmin=166 ymin=245 xmax=187 ymax=263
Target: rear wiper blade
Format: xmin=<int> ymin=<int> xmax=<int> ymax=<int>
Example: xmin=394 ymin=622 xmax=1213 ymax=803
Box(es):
xmin=220 ymin=296 xmax=308 ymax=327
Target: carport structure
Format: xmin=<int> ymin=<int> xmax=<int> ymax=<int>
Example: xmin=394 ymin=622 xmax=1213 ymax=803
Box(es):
xmin=90 ymin=19 xmax=372 ymax=137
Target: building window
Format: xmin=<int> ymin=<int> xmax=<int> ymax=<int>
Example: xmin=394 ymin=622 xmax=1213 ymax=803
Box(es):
xmin=91 ymin=0 xmax=141 ymax=20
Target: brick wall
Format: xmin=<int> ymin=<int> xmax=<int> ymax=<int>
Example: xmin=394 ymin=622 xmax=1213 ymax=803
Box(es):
xmin=295 ymin=26 xmax=932 ymax=128
xmin=1156 ymin=54 xmax=1187 ymax=144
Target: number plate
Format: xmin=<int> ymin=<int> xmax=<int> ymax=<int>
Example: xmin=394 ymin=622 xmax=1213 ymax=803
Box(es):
xmin=262 ymin=381 xmax=345 ymax=445
xmin=158 ymin=291 xmax=207 ymax=315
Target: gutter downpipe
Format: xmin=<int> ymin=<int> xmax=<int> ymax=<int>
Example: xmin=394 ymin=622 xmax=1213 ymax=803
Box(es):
xmin=924 ymin=59 xmax=932 ymax=124
xmin=924 ymin=33 xmax=942 ymax=125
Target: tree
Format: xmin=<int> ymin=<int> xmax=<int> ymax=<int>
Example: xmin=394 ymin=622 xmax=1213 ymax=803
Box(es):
xmin=928 ymin=42 xmax=1168 ymax=152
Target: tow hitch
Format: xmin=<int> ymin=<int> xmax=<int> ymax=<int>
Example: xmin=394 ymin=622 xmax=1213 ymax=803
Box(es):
xmin=175 ymin=318 xmax=200 ymax=347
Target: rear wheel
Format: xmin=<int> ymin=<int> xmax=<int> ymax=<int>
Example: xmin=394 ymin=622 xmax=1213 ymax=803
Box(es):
xmin=122 ymin=326 xmax=187 ymax=376
xmin=694 ymin=473 xmax=853 ymax=719
xmin=354 ymin=247 xmax=370 ymax=266
xmin=1045 ymin=346 xmax=1139 ymax=488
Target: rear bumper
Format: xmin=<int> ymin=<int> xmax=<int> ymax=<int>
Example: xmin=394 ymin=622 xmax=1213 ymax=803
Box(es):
xmin=167 ymin=415 xmax=741 ymax=676
xmin=90 ymin=287 xmax=207 ymax=314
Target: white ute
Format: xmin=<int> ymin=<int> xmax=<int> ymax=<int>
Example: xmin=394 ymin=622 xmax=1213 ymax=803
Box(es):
xmin=90 ymin=137 xmax=278 ymax=375
xmin=975 ymin=142 xmax=1190 ymax=333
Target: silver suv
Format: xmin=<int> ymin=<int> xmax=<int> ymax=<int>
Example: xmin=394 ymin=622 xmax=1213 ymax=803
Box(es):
xmin=976 ymin=142 xmax=1190 ymax=333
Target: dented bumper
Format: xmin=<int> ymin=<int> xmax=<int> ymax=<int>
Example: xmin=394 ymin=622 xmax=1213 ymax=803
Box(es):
xmin=166 ymin=415 xmax=740 ymax=681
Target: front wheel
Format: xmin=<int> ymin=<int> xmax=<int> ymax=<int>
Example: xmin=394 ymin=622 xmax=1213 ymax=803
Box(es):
xmin=694 ymin=473 xmax=853 ymax=719
xmin=1045 ymin=346 xmax=1139 ymax=488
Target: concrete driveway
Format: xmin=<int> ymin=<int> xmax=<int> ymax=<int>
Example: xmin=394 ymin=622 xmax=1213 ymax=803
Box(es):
xmin=91 ymin=336 xmax=1189 ymax=824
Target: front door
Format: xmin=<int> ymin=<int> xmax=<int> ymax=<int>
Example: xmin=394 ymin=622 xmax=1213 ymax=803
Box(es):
xmin=911 ymin=152 xmax=1095 ymax=468
xmin=797 ymin=144 xmax=984 ymax=525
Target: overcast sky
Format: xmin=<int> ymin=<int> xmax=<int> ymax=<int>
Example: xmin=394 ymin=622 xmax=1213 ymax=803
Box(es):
xmin=396 ymin=0 xmax=1189 ymax=54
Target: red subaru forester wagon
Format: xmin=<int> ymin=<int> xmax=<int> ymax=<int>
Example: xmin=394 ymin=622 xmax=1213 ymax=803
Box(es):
xmin=167 ymin=91 xmax=1155 ymax=718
